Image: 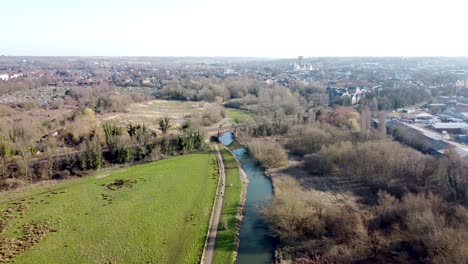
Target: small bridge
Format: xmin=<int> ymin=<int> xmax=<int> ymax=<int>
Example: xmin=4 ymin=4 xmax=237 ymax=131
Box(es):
xmin=205 ymin=124 xmax=238 ymax=140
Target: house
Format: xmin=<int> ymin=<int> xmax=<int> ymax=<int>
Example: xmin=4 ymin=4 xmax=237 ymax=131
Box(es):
xmin=387 ymin=120 xmax=449 ymax=156
xmin=413 ymin=113 xmax=434 ymax=120
xmin=399 ymin=108 xmax=416 ymax=113
xmin=429 ymin=123 xmax=468 ymax=134
xmin=426 ymin=103 xmax=446 ymax=114
xmin=11 ymin=73 xmax=22 ymax=79
xmin=0 ymin=73 xmax=9 ymax=81
xmin=443 ymin=109 xmax=468 ymax=122
xmin=387 ymin=121 xmax=468 ymax=157
xmin=327 ymin=86 xmax=364 ymax=105
xmin=413 ymin=113 xmax=438 ymax=123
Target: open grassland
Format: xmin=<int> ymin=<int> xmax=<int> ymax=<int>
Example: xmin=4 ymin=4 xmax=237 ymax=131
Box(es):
xmin=213 ymin=147 xmax=242 ymax=264
xmin=101 ymin=99 xmax=215 ymax=133
xmin=225 ymin=108 xmax=254 ymax=124
xmin=0 ymin=153 xmax=218 ymax=263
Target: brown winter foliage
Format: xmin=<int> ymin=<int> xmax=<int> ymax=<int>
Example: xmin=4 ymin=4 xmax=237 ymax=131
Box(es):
xmin=244 ymin=138 xmax=287 ymax=168
xmin=265 ymin=177 xmax=468 ymax=264
xmin=271 ymin=119 xmax=468 ymax=263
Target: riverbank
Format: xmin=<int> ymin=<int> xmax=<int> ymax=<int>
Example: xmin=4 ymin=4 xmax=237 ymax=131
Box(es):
xmin=233 ymin=147 xmax=275 ymax=264
xmin=218 ymin=132 xmax=275 ymax=264
xmin=212 ymin=145 xmax=247 ymax=263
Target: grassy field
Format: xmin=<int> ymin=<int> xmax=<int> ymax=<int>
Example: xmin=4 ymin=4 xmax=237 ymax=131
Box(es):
xmin=0 ymin=153 xmax=218 ymax=263
xmin=101 ymin=99 xmax=215 ymax=134
xmin=225 ymin=108 xmax=254 ymax=124
xmin=213 ymin=147 xmax=242 ymax=264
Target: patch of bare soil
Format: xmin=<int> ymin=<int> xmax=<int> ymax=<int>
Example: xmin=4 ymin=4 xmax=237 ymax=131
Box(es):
xmin=0 ymin=221 xmax=54 ymax=263
xmin=0 ymin=203 xmax=28 ymax=233
xmin=0 ymin=202 xmax=57 ymax=263
xmin=106 ymin=179 xmax=137 ymax=191
xmin=95 ymin=173 xmax=109 ymax=179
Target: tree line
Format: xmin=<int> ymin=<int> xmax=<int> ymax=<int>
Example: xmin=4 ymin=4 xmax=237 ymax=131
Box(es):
xmin=0 ymin=121 xmax=205 ymax=190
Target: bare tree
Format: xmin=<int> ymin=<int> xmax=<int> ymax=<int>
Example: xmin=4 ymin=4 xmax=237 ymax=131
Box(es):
xmin=0 ymin=140 xmax=11 ymax=179
xmin=359 ymin=106 xmax=371 ymax=139
xmin=377 ymin=111 xmax=387 ymax=139
xmin=158 ymin=117 xmax=172 ymax=135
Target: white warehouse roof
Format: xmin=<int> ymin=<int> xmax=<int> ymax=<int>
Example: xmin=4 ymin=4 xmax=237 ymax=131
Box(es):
xmin=431 ymin=123 xmax=468 ymax=129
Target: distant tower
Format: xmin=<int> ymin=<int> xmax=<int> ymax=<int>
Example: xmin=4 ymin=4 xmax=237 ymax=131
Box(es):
xmin=298 ymin=56 xmax=304 ymax=67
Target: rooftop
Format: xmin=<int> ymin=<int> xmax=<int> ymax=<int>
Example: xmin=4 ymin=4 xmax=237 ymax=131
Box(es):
xmin=430 ymin=123 xmax=468 ymax=129
xmin=414 ymin=113 xmax=434 ymax=119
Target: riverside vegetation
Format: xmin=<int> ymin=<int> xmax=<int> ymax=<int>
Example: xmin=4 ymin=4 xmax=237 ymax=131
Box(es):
xmin=238 ymin=106 xmax=468 ymax=264
xmin=213 ymin=147 xmax=243 ymax=264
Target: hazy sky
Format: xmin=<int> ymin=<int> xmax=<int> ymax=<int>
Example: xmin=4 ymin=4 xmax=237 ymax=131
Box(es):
xmin=1 ymin=0 xmax=467 ymax=57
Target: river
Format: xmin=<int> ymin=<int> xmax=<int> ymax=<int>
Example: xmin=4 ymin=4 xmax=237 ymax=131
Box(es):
xmin=219 ymin=132 xmax=274 ymax=264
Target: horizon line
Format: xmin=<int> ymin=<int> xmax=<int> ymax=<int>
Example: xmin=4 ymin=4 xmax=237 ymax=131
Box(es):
xmin=2 ymin=55 xmax=468 ymax=59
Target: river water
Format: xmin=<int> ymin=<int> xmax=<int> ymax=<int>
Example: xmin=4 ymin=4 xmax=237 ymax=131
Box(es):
xmin=219 ymin=132 xmax=274 ymax=264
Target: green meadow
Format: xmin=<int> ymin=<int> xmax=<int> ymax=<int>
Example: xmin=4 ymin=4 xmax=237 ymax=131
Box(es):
xmin=0 ymin=153 xmax=218 ymax=264
xmin=225 ymin=108 xmax=254 ymax=123
xmin=213 ymin=147 xmax=242 ymax=264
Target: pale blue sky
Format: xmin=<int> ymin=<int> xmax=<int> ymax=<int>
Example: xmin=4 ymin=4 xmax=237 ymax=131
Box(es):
xmin=1 ymin=0 xmax=467 ymax=57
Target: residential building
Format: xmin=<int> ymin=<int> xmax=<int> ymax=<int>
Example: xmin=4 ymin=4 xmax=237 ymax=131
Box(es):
xmin=0 ymin=73 xmax=9 ymax=81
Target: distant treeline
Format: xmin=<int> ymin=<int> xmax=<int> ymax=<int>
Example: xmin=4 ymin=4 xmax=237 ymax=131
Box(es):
xmin=361 ymin=87 xmax=432 ymax=110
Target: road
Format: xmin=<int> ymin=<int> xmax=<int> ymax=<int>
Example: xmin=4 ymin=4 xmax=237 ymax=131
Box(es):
xmin=202 ymin=144 xmax=226 ymax=264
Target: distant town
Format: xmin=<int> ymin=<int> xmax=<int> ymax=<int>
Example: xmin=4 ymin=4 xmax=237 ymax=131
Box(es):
xmin=1 ymin=56 xmax=467 ymax=157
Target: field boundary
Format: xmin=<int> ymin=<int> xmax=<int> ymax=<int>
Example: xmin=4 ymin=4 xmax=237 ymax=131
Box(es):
xmin=201 ymin=144 xmax=226 ymax=264
xmin=219 ymin=145 xmax=249 ymax=263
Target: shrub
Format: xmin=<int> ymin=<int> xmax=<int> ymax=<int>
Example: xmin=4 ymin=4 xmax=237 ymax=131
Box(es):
xmin=264 ymin=177 xmax=370 ymax=262
xmin=2 ymin=178 xmax=26 ymax=190
xmin=0 ymin=105 xmax=15 ymax=117
xmin=317 ymin=139 xmax=436 ymax=196
xmin=200 ymin=105 xmax=225 ymax=126
xmin=263 ymin=177 xmax=327 ymax=241
xmin=287 ymin=124 xmax=353 ymax=155
xmin=245 ymin=138 xmax=287 ymax=168
xmin=52 ymin=170 xmax=71 ymax=180
xmin=303 ymin=154 xmax=332 ymax=175
xmin=288 ymin=126 xmax=332 ymax=155
xmin=374 ymin=191 xmax=468 ymax=263
xmin=17 ymin=101 xmax=39 ymax=111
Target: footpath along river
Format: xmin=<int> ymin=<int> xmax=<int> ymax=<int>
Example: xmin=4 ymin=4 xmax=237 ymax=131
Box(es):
xmin=219 ymin=132 xmax=274 ymax=264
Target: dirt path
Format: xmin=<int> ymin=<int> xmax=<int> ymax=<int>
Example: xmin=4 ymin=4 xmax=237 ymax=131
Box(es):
xmin=202 ymin=144 xmax=226 ymax=264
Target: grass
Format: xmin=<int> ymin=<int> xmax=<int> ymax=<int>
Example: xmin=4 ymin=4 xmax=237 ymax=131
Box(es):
xmin=102 ymin=99 xmax=213 ymax=134
xmin=149 ymin=100 xmax=200 ymax=113
xmin=225 ymin=108 xmax=254 ymax=123
xmin=213 ymin=146 xmax=242 ymax=264
xmin=0 ymin=153 xmax=219 ymax=263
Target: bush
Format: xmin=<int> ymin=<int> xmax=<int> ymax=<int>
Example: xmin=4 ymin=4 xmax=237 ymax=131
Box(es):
xmin=317 ymin=140 xmax=436 ymax=196
xmin=200 ymin=105 xmax=225 ymax=126
xmin=287 ymin=124 xmax=353 ymax=155
xmin=246 ymin=138 xmax=287 ymax=168
xmin=17 ymin=101 xmax=39 ymax=111
xmin=374 ymin=191 xmax=468 ymax=263
xmin=2 ymin=178 xmax=26 ymax=190
xmin=303 ymin=154 xmax=333 ymax=175
xmin=264 ymin=177 xmax=371 ymax=262
xmin=0 ymin=105 xmax=15 ymax=117
xmin=288 ymin=126 xmax=332 ymax=155
xmin=267 ymin=179 xmax=468 ymax=263
xmin=263 ymin=177 xmax=327 ymax=241
xmin=52 ymin=170 xmax=71 ymax=180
